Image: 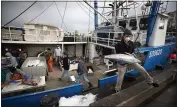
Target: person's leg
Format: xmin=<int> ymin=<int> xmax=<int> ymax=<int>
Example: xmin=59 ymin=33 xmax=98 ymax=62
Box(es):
xmin=128 ymin=63 xmax=153 ymax=84
xmin=55 ymin=56 xmax=58 ymax=65
xmin=83 ymin=74 xmax=93 ymax=88
xmin=59 ymin=69 xmax=66 ymax=80
xmin=65 ymin=70 xmax=72 ymax=81
xmin=128 ymin=63 xmax=159 ymax=87
xmin=115 ymin=64 xmax=127 ymax=92
xmin=83 ymin=73 xmax=90 ymax=82
xmin=48 ymin=56 xmax=53 ymax=72
xmin=58 ymin=56 xmax=61 ymax=64
xmin=76 ymin=75 xmax=83 ymax=83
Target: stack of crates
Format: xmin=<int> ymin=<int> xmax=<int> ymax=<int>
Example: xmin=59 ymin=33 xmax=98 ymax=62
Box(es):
xmin=1 ymin=27 xmax=23 ymax=41
xmin=23 ymin=23 xmax=64 ymax=42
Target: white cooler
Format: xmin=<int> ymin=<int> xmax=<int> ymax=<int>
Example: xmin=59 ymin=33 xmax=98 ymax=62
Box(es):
xmin=21 ymin=57 xmax=47 ymax=77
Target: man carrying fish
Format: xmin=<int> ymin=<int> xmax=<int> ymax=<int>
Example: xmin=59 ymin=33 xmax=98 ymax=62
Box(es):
xmin=113 ymin=28 xmax=159 ymax=92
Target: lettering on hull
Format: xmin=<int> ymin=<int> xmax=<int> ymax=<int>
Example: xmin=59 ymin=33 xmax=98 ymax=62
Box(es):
xmin=149 ymin=49 xmax=163 ymax=58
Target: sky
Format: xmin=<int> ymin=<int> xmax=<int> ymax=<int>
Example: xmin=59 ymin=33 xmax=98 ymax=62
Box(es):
xmin=1 ymin=1 xmax=176 ymax=34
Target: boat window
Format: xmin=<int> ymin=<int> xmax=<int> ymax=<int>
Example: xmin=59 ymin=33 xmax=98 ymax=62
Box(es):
xmin=105 ymin=22 xmax=111 ymax=26
xmin=139 ymin=17 xmax=148 ymax=30
xmin=129 ymin=19 xmax=137 ymax=27
xmin=119 ymin=20 xmax=126 ymax=28
xmin=130 ymin=19 xmax=137 ymax=30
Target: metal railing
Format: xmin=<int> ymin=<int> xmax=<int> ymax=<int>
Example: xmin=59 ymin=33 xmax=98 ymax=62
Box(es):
xmin=2 ymin=27 xmax=176 ymax=44
xmin=166 ymin=32 xmax=177 ymax=36
xmin=91 ymin=31 xmax=124 ymax=46
xmin=64 ymin=35 xmax=88 ymax=42
xmin=1 ymin=27 xmax=23 ymax=41
xmin=91 ymin=31 xmax=177 ymax=47
xmin=1 ymin=27 xmax=89 ymax=43
xmin=91 ymin=31 xmax=148 ymax=47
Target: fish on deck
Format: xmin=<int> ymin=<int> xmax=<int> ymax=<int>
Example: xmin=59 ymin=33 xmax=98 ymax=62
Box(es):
xmin=104 ymin=54 xmax=141 ymax=64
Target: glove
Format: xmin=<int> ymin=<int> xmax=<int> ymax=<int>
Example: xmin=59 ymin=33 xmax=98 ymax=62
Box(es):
xmin=23 ymin=74 xmax=30 ymax=80
xmin=117 ymin=59 xmax=126 ymax=66
xmin=10 ymin=80 xmax=20 ymax=83
xmin=132 ymin=53 xmax=138 ymax=58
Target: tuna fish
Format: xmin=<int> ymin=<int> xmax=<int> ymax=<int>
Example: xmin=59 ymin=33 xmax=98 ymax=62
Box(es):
xmin=104 ymin=54 xmax=141 ymax=64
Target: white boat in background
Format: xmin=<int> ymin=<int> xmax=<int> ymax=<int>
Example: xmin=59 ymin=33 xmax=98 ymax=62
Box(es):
xmin=23 ymin=23 xmax=64 ymax=42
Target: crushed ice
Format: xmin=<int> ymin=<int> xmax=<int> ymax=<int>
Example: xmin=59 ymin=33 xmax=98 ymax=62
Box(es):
xmin=59 ymin=93 xmax=96 ymax=106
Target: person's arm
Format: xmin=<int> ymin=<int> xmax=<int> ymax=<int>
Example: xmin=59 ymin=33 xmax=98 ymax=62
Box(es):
xmin=83 ymin=63 xmax=88 ymax=72
xmin=38 ymin=50 xmax=47 ymax=57
xmin=54 ymin=49 xmax=56 ymax=58
xmin=68 ymin=58 xmax=70 ymax=65
xmin=115 ymin=43 xmax=122 ymax=54
xmin=6 ymin=58 xmax=13 ymax=67
xmin=113 ymin=48 xmax=117 ymax=54
xmin=6 ymin=63 xmax=13 ymax=67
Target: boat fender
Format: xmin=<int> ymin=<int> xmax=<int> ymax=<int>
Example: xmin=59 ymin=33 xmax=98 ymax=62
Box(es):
xmin=40 ymin=93 xmax=59 ymax=107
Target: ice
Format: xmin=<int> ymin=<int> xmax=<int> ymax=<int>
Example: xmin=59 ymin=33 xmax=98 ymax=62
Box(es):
xmin=38 ymin=62 xmax=45 ymax=66
xmin=59 ymin=93 xmax=96 ymax=106
xmin=70 ymin=75 xmax=76 ymax=82
xmin=26 ymin=60 xmax=41 ymax=67
xmin=88 ymin=69 xmax=93 ymax=73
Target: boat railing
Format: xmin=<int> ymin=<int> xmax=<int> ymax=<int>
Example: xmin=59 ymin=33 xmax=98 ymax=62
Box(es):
xmin=166 ymin=32 xmax=176 ymax=36
xmin=91 ymin=31 xmax=176 ymax=47
xmin=64 ymin=35 xmax=88 ymax=42
xmin=91 ymin=31 xmax=148 ymax=46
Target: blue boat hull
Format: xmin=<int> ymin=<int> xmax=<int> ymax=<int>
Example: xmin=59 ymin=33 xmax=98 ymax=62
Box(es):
xmin=2 ymin=42 xmax=176 ymax=107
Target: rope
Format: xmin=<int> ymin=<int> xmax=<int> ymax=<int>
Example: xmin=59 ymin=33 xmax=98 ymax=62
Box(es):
xmin=3 ymin=1 xmax=37 ymax=27
xmin=101 ymin=0 xmax=106 ymax=23
xmin=79 ymin=1 xmax=103 ymax=21
xmin=88 ymin=1 xmax=90 ymax=33
xmin=54 ymin=1 xmax=68 ymax=31
xmin=162 ymin=1 xmax=168 ymax=13
xmin=76 ymin=2 xmax=94 ymax=20
xmin=61 ymin=1 xmax=68 ymax=28
xmin=28 ymin=2 xmax=54 ymax=23
xmin=79 ymin=2 xmax=95 ymax=16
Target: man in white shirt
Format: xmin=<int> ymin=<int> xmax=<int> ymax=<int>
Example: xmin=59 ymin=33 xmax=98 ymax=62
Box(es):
xmin=54 ymin=45 xmax=62 ymax=65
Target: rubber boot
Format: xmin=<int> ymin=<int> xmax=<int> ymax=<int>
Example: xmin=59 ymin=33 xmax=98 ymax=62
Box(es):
xmin=148 ymin=82 xmax=159 ymax=87
xmin=88 ymin=82 xmax=93 ymax=88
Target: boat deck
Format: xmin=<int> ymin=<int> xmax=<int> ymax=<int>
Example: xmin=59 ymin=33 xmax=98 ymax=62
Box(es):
xmin=46 ymin=62 xmax=104 ymax=90
xmin=2 ymin=62 xmax=111 ymax=98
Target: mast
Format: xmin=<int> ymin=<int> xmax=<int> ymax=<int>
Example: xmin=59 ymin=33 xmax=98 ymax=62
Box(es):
xmin=113 ymin=0 xmax=117 ymax=39
xmin=113 ymin=0 xmax=117 ymax=25
xmin=84 ymin=0 xmax=112 ymax=24
xmin=94 ymin=0 xmax=98 ymax=30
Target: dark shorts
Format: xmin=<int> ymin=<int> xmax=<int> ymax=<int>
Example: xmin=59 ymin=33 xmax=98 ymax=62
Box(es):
xmin=8 ymin=67 xmax=17 ymax=73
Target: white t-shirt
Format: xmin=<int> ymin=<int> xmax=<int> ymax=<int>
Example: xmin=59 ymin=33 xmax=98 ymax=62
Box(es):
xmin=54 ymin=48 xmax=61 ymax=57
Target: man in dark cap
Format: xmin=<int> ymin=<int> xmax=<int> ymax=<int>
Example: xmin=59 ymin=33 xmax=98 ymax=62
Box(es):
xmin=114 ymin=28 xmax=159 ymax=92
xmin=58 ymin=52 xmax=71 ymax=82
xmin=76 ymin=57 xmax=93 ymax=88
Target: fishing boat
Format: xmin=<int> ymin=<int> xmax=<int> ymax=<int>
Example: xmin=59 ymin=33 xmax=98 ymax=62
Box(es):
xmin=1 ymin=1 xmax=177 ymax=107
